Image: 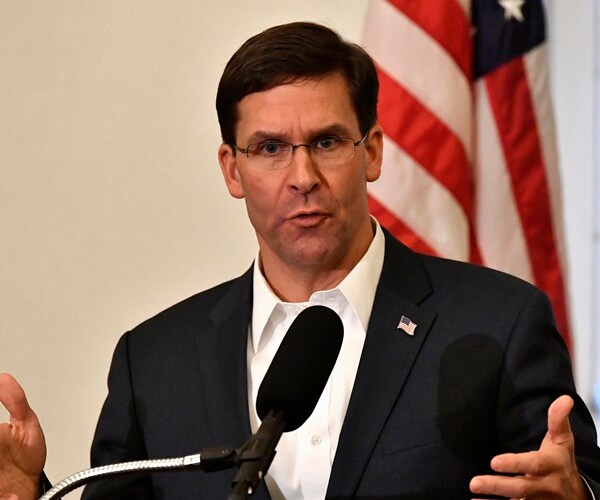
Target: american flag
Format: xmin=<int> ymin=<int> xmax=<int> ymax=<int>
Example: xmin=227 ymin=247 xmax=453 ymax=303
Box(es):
xmin=398 ymin=315 xmax=417 ymax=336
xmin=363 ymin=0 xmax=572 ymax=351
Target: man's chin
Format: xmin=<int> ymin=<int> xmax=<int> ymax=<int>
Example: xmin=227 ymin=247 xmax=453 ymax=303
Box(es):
xmin=285 ymin=241 xmax=341 ymax=269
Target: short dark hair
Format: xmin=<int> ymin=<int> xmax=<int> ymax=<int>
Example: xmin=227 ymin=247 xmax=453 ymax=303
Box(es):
xmin=216 ymin=22 xmax=379 ymax=147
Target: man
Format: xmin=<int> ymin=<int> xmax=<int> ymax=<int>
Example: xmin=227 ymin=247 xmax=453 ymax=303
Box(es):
xmin=1 ymin=21 xmax=600 ymax=499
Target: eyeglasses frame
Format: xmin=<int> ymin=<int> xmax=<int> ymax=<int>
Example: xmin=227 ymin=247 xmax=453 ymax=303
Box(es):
xmin=232 ymin=129 xmax=371 ymax=169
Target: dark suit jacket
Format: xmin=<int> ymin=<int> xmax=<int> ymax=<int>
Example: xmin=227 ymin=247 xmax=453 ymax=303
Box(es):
xmin=82 ymin=230 xmax=600 ymax=499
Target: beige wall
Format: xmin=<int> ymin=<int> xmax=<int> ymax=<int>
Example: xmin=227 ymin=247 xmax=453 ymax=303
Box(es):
xmin=0 ymin=0 xmax=370 ymax=487
xmin=1 ymin=0 xmax=595 ymax=492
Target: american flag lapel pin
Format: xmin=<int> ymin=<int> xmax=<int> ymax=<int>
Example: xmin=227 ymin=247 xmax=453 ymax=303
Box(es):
xmin=397 ymin=315 xmax=417 ymax=336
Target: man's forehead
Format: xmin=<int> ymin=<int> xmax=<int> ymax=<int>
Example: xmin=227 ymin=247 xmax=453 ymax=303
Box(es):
xmin=239 ymin=73 xmax=351 ymax=105
xmin=234 ymin=73 xmax=359 ymax=139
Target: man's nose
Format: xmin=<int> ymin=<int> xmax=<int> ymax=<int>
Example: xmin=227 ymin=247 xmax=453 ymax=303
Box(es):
xmin=287 ymin=146 xmax=320 ymax=195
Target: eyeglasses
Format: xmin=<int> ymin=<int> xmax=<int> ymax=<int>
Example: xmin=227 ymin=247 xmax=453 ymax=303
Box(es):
xmin=233 ymin=130 xmax=370 ymax=170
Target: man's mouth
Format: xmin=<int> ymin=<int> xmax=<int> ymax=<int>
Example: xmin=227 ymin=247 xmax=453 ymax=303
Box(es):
xmin=288 ymin=210 xmax=328 ymax=227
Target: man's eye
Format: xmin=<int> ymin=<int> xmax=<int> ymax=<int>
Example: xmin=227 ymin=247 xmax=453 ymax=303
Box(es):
xmin=253 ymin=142 xmax=285 ymax=156
xmin=315 ymin=138 xmax=340 ymax=150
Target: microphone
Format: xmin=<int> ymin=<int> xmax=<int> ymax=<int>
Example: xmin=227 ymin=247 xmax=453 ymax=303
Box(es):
xmin=229 ymin=305 xmax=344 ymax=499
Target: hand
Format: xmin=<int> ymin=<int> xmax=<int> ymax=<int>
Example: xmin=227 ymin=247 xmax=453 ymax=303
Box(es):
xmin=0 ymin=373 xmax=46 ymax=500
xmin=470 ymin=395 xmax=587 ymax=499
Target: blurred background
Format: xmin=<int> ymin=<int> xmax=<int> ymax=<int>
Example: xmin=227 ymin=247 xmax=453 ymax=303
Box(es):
xmin=1 ymin=0 xmax=598 ymax=493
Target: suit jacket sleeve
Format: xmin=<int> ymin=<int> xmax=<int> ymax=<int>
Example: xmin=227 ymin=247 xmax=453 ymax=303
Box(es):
xmin=82 ymin=332 xmax=154 ymax=499
xmin=496 ymin=288 xmax=600 ymax=496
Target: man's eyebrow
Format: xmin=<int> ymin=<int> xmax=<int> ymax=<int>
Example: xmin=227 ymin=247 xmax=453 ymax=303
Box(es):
xmin=244 ymin=131 xmax=286 ymax=144
xmin=244 ymin=124 xmax=355 ymax=144
xmin=311 ymin=124 xmax=353 ymax=138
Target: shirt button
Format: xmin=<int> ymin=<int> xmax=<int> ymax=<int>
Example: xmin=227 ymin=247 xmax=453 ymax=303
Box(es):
xmin=311 ymin=434 xmax=323 ymax=446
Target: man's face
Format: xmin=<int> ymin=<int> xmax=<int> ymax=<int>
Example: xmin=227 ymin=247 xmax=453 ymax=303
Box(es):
xmin=219 ymin=72 xmax=382 ymax=278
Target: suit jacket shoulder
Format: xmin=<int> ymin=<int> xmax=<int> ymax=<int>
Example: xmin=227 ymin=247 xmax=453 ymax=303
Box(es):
xmin=83 ymin=266 xmax=270 ymax=499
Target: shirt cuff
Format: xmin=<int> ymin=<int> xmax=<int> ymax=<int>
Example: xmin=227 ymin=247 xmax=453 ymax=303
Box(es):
xmin=582 ymin=474 xmax=596 ymax=500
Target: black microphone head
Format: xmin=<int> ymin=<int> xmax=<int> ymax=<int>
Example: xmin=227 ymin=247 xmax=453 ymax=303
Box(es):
xmin=256 ymin=305 xmax=344 ymax=432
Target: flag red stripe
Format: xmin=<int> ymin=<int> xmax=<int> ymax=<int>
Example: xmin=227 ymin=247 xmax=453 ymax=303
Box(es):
xmin=368 ymin=195 xmax=438 ymax=257
xmin=484 ymin=58 xmax=571 ymax=346
xmin=387 ymin=0 xmax=472 ymax=79
xmin=377 ymin=67 xmax=473 ymax=218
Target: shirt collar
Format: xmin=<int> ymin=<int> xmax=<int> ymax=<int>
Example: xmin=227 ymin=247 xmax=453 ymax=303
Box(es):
xmin=252 ymin=262 xmax=285 ymax=353
xmin=251 ymin=218 xmax=385 ymax=352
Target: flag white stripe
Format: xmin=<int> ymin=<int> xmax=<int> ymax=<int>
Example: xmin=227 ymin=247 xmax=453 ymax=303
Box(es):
xmin=370 ymin=136 xmax=470 ymax=260
xmin=454 ymin=0 xmax=470 ymax=17
xmin=362 ymin=0 xmax=472 ymax=159
xmin=474 ymin=80 xmax=535 ymax=283
xmin=523 ymin=45 xmax=569 ymax=273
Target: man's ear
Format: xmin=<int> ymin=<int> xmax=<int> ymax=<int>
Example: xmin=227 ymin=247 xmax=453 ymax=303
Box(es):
xmin=218 ymin=144 xmax=245 ymax=199
xmin=365 ymin=123 xmax=383 ymax=183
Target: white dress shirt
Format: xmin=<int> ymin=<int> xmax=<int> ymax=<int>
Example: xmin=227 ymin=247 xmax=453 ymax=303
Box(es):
xmin=247 ymin=221 xmax=385 ymax=500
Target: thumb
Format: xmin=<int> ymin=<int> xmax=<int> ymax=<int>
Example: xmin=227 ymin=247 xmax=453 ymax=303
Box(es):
xmin=0 ymin=373 xmax=36 ymax=423
xmin=546 ymin=395 xmax=574 ymax=446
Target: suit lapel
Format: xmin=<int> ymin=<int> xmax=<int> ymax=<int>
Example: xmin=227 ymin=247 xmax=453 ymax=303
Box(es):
xmin=195 ymin=267 xmax=255 ymax=448
xmin=193 ymin=234 xmax=437 ymax=497
xmin=328 ymin=232 xmax=437 ymax=497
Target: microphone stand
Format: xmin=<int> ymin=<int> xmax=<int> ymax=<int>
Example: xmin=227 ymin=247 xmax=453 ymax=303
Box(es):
xmin=228 ymin=408 xmax=286 ymax=499
xmin=40 ymin=411 xmax=285 ymax=500
xmin=40 ymin=447 xmax=239 ymax=500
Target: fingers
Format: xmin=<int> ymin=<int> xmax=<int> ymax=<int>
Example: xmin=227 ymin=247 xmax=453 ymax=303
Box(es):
xmin=471 ymin=469 xmax=586 ymax=500
xmin=546 ymin=395 xmax=574 ymax=445
xmin=0 ymin=373 xmax=35 ymax=423
xmin=488 ymin=395 xmax=575 ymax=477
xmin=470 ymin=474 xmax=530 ymax=499
xmin=471 ymin=395 xmax=582 ymax=499
xmin=490 ymin=450 xmax=555 ymax=476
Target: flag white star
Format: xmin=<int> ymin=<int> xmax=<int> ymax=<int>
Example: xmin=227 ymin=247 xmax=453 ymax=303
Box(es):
xmin=498 ymin=0 xmax=526 ymax=22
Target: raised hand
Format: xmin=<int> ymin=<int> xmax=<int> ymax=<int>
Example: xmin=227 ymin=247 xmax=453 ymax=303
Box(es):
xmin=470 ymin=395 xmax=587 ymax=499
xmin=0 ymin=374 xmax=46 ymax=500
